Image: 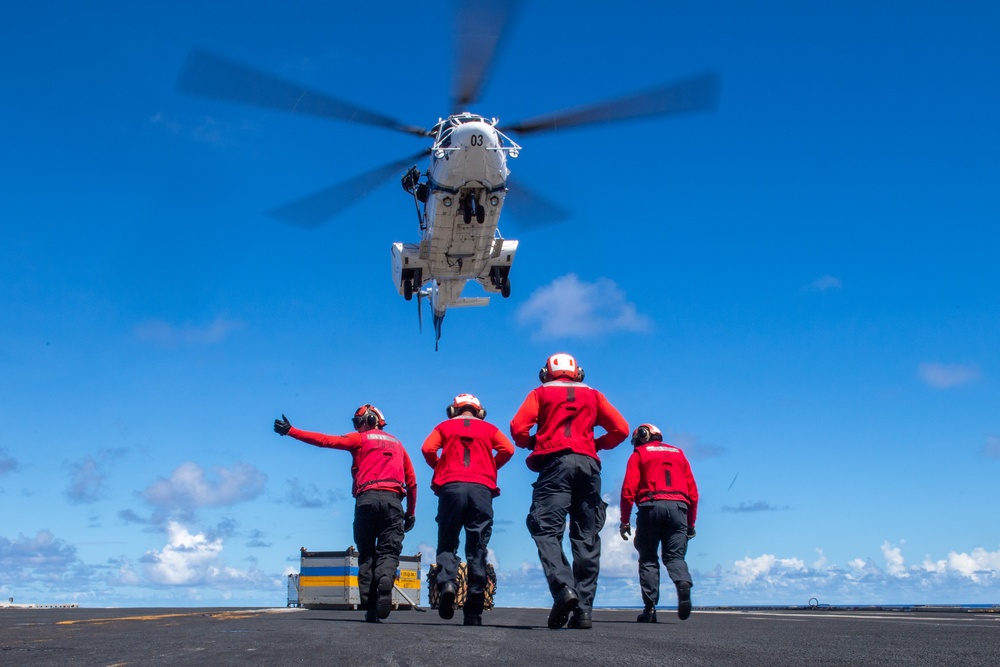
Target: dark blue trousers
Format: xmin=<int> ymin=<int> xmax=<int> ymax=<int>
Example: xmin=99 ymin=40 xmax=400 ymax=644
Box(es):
xmin=634 ymin=500 xmax=692 ymax=607
xmin=526 ymin=453 xmax=607 ymax=613
xmin=435 ymin=482 xmax=494 ymax=616
xmin=354 ymin=490 xmax=404 ymax=610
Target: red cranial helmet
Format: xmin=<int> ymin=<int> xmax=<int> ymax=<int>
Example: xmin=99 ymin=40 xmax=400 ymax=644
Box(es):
xmin=539 ymin=352 xmax=584 ymax=383
xmin=352 ymin=404 xmax=386 ymax=431
xmin=446 ymin=393 xmax=486 ymax=419
xmin=631 ymin=424 xmax=663 ymax=446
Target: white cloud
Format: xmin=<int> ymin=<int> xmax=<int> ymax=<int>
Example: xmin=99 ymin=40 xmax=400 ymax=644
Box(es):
xmin=722 ymin=501 xmax=788 ymax=513
xmin=64 ymin=449 xmax=127 ymax=504
xmin=516 ymin=274 xmax=652 ymax=340
xmin=920 ymin=547 xmax=1000 ymax=584
xmin=731 ymin=554 xmax=808 ymax=586
xmin=598 ymin=503 xmax=639 ymax=578
xmin=881 ymin=541 xmax=909 ymax=578
xmin=0 ymin=448 xmax=19 ymax=476
xmin=803 ymin=275 xmax=842 ymax=292
xmin=285 ymin=478 xmax=345 ymax=508
xmin=665 ymin=431 xmax=726 ymax=460
xmin=0 ymin=530 xmax=92 ymax=588
xmin=134 ymin=317 xmax=243 ymax=347
xmin=918 ymin=362 xmax=981 ymax=389
xmin=142 ymin=522 xmax=268 ymax=587
xmin=980 ymin=434 xmax=1000 ymax=459
xmin=141 ymin=462 xmax=266 ymax=511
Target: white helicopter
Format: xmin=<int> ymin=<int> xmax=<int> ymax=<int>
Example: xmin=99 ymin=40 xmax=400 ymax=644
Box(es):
xmin=176 ymin=1 xmax=720 ymax=350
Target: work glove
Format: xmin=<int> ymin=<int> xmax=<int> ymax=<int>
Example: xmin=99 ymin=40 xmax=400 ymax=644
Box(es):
xmin=403 ymin=514 xmax=416 ymax=533
xmin=687 ymin=526 xmax=696 ymax=540
xmin=273 ymin=414 xmax=292 ymax=436
xmin=619 ymin=522 xmax=631 ymax=541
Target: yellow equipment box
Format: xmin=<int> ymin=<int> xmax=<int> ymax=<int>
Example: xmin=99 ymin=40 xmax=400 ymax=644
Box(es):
xmin=290 ymin=547 xmax=421 ymax=610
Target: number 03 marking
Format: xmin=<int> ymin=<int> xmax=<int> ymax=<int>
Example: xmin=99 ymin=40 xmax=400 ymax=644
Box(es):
xmin=470 ymin=134 xmax=484 ymax=146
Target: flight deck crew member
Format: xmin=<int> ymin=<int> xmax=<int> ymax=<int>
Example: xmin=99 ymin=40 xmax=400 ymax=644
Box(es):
xmin=619 ymin=423 xmax=699 ymax=622
xmin=510 ymin=353 xmax=629 ymax=629
xmin=421 ymin=393 xmax=514 ymax=626
xmin=273 ymin=405 xmax=417 ymax=623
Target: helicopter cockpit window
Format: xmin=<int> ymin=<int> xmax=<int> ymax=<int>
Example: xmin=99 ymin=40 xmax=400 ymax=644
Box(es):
xmin=438 ymin=128 xmax=453 ymax=149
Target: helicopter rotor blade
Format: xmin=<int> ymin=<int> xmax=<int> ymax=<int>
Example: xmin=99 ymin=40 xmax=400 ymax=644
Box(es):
xmin=505 ymin=71 xmax=722 ymax=135
xmin=501 ymin=177 xmax=571 ymax=228
xmin=451 ymin=0 xmax=522 ymax=112
xmin=177 ymin=49 xmax=429 ymax=137
xmin=268 ymin=149 xmax=431 ymax=228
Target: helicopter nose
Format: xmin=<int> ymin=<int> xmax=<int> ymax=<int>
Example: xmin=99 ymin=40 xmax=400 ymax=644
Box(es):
xmin=453 ymin=122 xmax=498 ymax=149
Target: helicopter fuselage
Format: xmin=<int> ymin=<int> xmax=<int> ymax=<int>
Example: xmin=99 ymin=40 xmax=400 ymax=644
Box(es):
xmin=391 ymin=113 xmax=521 ymax=345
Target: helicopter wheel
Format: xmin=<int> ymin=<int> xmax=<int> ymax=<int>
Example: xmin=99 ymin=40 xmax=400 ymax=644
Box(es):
xmin=403 ymin=278 xmax=413 ymax=301
xmin=501 ymin=276 xmax=511 ymax=298
xmin=475 ymin=201 xmax=485 ymax=223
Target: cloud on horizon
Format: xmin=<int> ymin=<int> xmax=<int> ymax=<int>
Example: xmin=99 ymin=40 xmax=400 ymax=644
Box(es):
xmin=918 ymin=362 xmax=981 ymax=389
xmin=516 ymin=274 xmax=652 ymax=340
xmin=0 ymin=530 xmax=92 ymax=590
xmin=141 ymin=521 xmax=272 ymax=587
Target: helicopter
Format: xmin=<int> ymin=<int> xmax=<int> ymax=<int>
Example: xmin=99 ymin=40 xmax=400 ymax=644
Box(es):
xmin=176 ymin=1 xmax=720 ymax=350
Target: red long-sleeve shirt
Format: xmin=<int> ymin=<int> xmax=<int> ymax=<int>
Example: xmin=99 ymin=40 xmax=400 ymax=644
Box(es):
xmin=509 ymin=380 xmax=629 ymax=472
xmin=619 ymin=441 xmax=698 ymax=528
xmin=421 ymin=416 xmax=514 ymax=496
xmin=287 ymin=426 xmax=417 ymax=516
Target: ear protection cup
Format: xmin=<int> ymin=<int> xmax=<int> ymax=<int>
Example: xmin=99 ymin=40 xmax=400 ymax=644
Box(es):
xmin=352 ymin=404 xmax=385 ymax=430
xmin=631 ymin=423 xmax=663 ymax=446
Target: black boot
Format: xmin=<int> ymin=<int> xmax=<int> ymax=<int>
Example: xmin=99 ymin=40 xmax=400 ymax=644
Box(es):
xmin=438 ymin=582 xmax=458 ymax=620
xmin=636 ymin=606 xmax=657 ymax=623
xmin=547 ymin=585 xmax=579 ymax=629
xmin=376 ymin=576 xmax=393 ymax=619
xmin=677 ymin=582 xmax=692 ymax=621
xmin=567 ymin=609 xmax=592 ymax=629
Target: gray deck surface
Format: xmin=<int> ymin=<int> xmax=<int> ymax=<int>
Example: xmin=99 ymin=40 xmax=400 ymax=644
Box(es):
xmin=2 ymin=606 xmax=998 ymax=666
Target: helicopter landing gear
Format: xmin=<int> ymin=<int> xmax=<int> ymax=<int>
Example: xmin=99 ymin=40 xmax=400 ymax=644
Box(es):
xmin=490 ymin=267 xmax=511 ymax=298
xmin=462 ymin=192 xmax=486 ymax=224
xmin=462 ymin=196 xmax=472 ymax=223
xmin=403 ymin=278 xmax=413 ymax=301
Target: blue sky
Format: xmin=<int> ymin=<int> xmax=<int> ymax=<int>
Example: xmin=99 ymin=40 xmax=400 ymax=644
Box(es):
xmin=2 ymin=0 xmax=999 ymax=608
